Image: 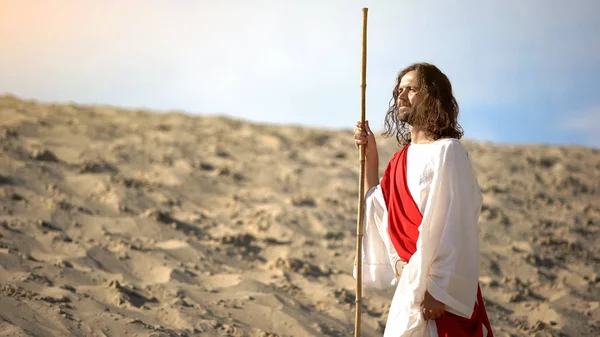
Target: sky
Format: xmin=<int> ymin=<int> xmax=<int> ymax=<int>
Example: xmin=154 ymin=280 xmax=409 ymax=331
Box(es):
xmin=1 ymin=0 xmax=599 ymax=148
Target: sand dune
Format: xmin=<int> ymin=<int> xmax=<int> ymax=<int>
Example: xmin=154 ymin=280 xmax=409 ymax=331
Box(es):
xmin=0 ymin=94 xmax=599 ymax=336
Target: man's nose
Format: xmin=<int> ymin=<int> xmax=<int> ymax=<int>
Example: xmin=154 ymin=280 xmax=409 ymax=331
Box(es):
xmin=398 ymin=89 xmax=409 ymax=100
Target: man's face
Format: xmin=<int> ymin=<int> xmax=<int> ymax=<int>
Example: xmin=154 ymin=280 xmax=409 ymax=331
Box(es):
xmin=396 ymin=70 xmax=422 ymax=122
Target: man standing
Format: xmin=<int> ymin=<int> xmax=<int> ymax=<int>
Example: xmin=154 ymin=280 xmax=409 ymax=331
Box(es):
xmin=353 ymin=63 xmax=494 ymax=336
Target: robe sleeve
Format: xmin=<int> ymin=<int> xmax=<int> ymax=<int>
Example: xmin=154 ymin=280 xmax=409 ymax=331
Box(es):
xmin=353 ymin=183 xmax=404 ymax=289
xmin=419 ymin=141 xmax=483 ymax=317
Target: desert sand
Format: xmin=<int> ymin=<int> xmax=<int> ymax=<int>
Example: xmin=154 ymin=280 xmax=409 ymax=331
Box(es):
xmin=0 ymin=93 xmax=598 ymax=336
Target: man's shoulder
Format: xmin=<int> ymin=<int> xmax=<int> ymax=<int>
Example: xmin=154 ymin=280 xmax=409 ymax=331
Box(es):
xmin=434 ymin=138 xmax=471 ymax=161
xmin=390 ymin=144 xmax=409 ymax=160
xmin=435 ymin=138 xmax=466 ymax=151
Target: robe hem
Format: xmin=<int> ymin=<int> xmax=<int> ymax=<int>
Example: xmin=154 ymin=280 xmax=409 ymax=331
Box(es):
xmin=427 ymin=279 xmax=474 ymax=318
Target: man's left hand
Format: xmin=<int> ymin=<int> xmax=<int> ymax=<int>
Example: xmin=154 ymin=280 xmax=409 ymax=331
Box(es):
xmin=421 ymin=291 xmax=445 ymax=320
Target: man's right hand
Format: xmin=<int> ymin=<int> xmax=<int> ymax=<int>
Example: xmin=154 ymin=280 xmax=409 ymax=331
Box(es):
xmin=355 ymin=121 xmax=381 ymax=194
xmin=354 ymin=120 xmax=378 ymax=160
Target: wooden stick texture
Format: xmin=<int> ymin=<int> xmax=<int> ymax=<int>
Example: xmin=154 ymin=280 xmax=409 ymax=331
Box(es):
xmin=354 ymin=7 xmax=368 ymax=337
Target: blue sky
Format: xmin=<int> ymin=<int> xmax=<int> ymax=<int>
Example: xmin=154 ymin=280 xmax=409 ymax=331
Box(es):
xmin=1 ymin=0 xmax=599 ymax=148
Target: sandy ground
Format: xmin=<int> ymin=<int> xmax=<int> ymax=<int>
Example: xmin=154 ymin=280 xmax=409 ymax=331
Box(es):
xmin=0 ymin=93 xmax=599 ymax=337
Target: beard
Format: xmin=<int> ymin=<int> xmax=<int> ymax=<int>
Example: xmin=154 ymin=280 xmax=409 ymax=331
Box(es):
xmin=397 ymin=106 xmax=411 ymax=123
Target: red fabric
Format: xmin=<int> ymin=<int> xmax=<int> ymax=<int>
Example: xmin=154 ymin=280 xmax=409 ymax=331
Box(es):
xmin=380 ymin=143 xmax=494 ymax=337
xmin=435 ymin=286 xmax=493 ymax=337
xmin=380 ymin=143 xmax=422 ymax=263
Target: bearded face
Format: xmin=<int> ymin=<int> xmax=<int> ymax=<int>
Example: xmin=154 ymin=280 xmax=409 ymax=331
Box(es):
xmin=396 ymin=70 xmax=423 ymax=123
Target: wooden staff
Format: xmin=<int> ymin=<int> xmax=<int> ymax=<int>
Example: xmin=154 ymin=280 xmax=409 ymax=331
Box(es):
xmin=354 ymin=7 xmax=368 ymax=337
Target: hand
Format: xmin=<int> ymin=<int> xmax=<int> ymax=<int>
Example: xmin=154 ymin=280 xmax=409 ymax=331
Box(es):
xmin=394 ymin=260 xmax=407 ymax=279
xmin=421 ymin=291 xmax=445 ymax=320
xmin=353 ymin=120 xmax=378 ymax=159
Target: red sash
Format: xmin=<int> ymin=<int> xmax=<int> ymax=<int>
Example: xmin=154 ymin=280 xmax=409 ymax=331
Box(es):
xmin=380 ymin=143 xmax=494 ymax=337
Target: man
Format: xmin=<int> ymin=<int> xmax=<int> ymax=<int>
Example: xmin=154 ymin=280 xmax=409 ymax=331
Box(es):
xmin=353 ymin=63 xmax=494 ymax=336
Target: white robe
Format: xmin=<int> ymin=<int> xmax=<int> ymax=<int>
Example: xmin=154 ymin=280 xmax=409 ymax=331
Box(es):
xmin=353 ymin=139 xmax=487 ymax=337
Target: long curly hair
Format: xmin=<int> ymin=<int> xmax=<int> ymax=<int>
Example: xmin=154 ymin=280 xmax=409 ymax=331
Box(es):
xmin=382 ymin=62 xmax=463 ymax=147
